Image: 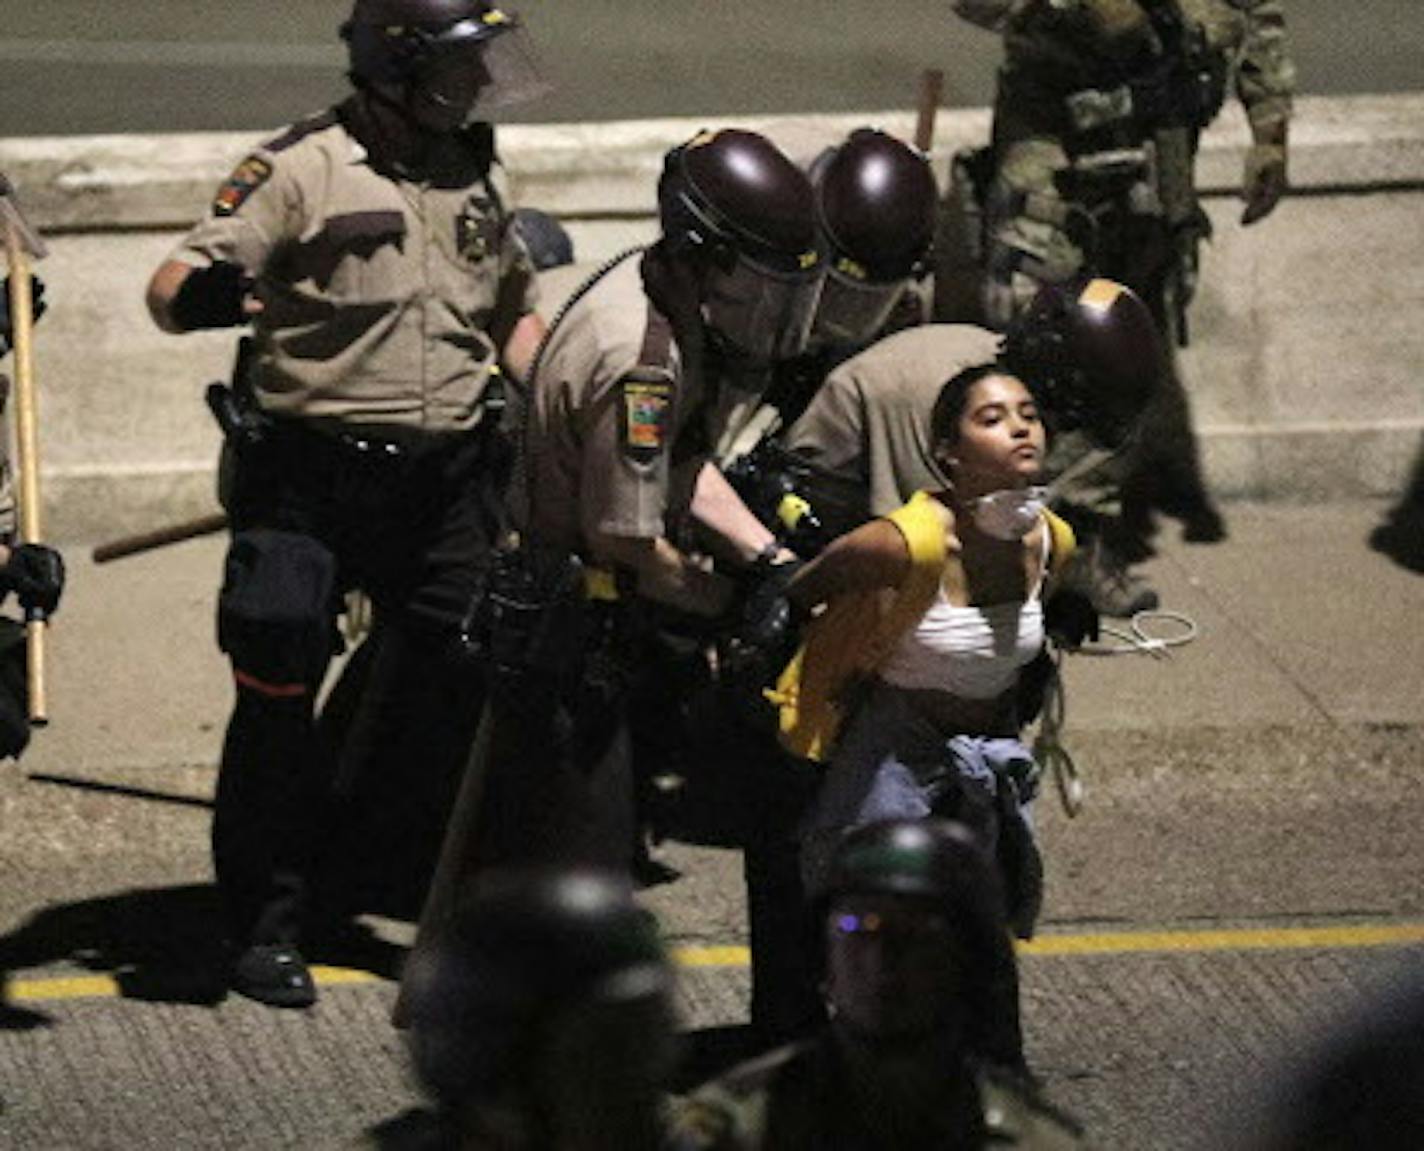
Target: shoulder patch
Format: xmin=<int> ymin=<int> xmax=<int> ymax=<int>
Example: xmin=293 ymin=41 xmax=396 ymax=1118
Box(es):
xmin=621 ymin=374 xmax=674 ymax=463
xmin=213 ymin=154 xmax=273 ymax=217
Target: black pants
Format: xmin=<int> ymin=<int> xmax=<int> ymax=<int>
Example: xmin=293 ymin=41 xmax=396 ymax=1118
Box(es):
xmin=474 ymin=594 xmax=640 ymax=874
xmin=215 ymin=422 xmax=499 ymax=947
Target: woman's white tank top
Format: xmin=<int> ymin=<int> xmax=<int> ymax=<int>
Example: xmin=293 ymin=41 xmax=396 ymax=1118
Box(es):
xmin=877 ymin=529 xmax=1049 ymax=700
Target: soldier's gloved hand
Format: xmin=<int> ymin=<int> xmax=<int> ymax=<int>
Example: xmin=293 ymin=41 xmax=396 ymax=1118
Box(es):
xmin=1241 ymin=141 xmax=1288 ymax=226
xmin=1044 ymin=584 xmax=1099 ymax=649
xmin=0 ymin=275 xmax=47 ymax=358
xmin=0 ymin=543 xmax=66 ymax=617
xmin=169 ymin=261 xmax=255 ymax=331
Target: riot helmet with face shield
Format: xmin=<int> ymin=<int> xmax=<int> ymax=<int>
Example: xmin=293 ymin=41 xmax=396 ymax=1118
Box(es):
xmin=1001 ymin=276 xmax=1163 ymax=450
xmin=658 ymin=129 xmax=824 ymax=364
xmin=809 ymin=128 xmax=938 ymax=351
xmin=342 ymin=0 xmax=547 ymax=133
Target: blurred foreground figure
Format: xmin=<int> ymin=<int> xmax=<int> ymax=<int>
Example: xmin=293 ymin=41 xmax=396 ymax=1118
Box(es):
xmin=668 ymin=820 xmax=1084 ymax=1150
xmin=373 ymin=869 xmax=678 ymax=1150
xmin=1227 ymin=977 xmax=1424 ymax=1151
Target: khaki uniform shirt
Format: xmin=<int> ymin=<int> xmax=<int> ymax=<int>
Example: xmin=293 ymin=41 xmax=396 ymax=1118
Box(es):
xmin=954 ymin=0 xmax=1294 ymax=140
xmin=523 ymin=251 xmax=695 ymax=556
xmin=169 ymin=96 xmax=539 ymax=432
xmin=783 ymin=324 xmax=1003 ymax=519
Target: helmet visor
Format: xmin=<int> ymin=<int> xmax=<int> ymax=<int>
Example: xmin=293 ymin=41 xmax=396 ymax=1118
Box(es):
xmin=810 ymin=261 xmax=906 ymax=351
xmin=702 ymin=249 xmax=824 ymax=364
xmin=412 ymin=18 xmax=550 ymax=128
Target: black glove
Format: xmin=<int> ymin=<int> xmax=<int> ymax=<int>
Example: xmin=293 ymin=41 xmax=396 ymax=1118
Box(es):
xmin=169 ymin=261 xmax=253 ymax=331
xmin=0 ymin=275 xmax=47 ymax=358
xmin=722 ymin=558 xmax=803 ymax=676
xmin=1044 ymin=585 xmax=1099 ymax=649
xmin=0 ymin=542 xmax=66 ymax=617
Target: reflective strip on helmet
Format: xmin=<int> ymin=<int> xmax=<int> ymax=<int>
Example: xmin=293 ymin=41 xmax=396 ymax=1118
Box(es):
xmin=1079 ymin=279 xmax=1125 ymax=313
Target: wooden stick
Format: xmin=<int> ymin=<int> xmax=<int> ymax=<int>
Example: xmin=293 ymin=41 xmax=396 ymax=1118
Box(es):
xmin=91 ymin=511 xmax=230 ymax=565
xmin=915 ymin=67 xmax=945 ymax=154
xmin=4 ymin=229 xmax=47 ymax=725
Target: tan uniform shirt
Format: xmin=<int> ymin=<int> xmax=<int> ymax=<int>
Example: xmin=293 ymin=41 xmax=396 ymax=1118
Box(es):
xmin=783 ymin=324 xmax=1003 ymax=517
xmin=523 ymin=251 xmax=696 ymax=556
xmin=169 ymin=96 xmax=539 ymax=432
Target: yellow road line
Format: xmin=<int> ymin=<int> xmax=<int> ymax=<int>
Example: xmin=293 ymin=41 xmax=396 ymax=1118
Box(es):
xmin=8 ymin=923 xmax=1423 ymax=1004
xmin=1019 ymin=923 xmax=1424 ymax=956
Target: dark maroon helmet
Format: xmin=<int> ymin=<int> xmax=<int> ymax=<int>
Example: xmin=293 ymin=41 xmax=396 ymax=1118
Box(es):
xmin=659 ymin=129 xmax=823 ymax=362
xmin=810 ymin=129 xmax=937 ymax=349
xmin=1002 ymin=277 xmax=1162 ymax=447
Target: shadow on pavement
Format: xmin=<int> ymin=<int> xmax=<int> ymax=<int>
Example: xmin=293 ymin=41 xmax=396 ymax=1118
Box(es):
xmin=0 ymin=882 xmax=408 ymax=1025
xmin=1369 ymin=434 xmax=1424 ymax=574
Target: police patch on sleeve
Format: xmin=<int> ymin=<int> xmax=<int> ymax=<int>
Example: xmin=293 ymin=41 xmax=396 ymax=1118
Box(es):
xmin=213 ymin=154 xmax=273 ymax=217
xmin=620 ymin=378 xmax=673 ymax=463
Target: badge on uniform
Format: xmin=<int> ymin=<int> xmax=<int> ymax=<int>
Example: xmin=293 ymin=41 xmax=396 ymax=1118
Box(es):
xmin=457 ymin=197 xmax=500 ymax=261
xmin=620 ymin=378 xmax=674 ymax=463
xmin=213 ymin=154 xmax=273 ymax=217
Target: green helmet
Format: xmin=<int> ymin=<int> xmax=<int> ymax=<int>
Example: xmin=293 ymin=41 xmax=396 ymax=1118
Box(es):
xmin=823 ymin=820 xmax=1024 ymax=1069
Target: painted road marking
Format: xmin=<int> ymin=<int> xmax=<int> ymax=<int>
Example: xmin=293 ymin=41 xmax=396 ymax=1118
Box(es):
xmin=7 ymin=923 xmax=1424 ymax=1004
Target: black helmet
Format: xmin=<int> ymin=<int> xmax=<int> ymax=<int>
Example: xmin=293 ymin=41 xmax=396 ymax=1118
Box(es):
xmin=659 ymin=129 xmax=823 ymax=363
xmin=823 ymin=820 xmax=1022 ymax=1062
xmin=403 ymin=869 xmax=676 ymax=1127
xmin=1002 ymin=276 xmax=1162 ymax=448
xmin=343 ymin=0 xmax=545 ymax=131
xmin=826 ymin=819 xmax=1003 ymax=920
xmin=810 ymin=129 xmax=938 ymax=350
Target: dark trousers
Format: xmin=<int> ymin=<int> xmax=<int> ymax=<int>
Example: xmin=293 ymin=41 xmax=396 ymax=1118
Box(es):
xmin=474 ymin=596 xmax=639 ymax=873
xmin=215 ymin=422 xmax=500 ymax=947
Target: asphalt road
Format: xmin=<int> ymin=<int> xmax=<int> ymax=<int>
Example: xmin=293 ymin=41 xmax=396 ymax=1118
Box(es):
xmin=0 ymin=1 xmax=1422 ymax=137
xmin=1 ymin=502 xmax=1423 ymax=1148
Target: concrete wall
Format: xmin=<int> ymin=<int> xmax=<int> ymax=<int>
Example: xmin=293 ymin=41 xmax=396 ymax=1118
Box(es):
xmin=2 ymin=94 xmax=1421 ymax=540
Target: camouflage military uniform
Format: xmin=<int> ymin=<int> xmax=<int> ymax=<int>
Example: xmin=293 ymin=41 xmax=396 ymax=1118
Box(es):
xmin=668 ymin=1038 xmax=1086 ymax=1150
xmin=954 ymin=0 xmax=1295 ymax=543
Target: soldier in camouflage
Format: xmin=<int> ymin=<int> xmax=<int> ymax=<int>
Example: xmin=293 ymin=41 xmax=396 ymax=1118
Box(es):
xmin=667 ymin=820 xmax=1085 ymax=1150
xmin=951 ymin=0 xmax=1295 ymax=614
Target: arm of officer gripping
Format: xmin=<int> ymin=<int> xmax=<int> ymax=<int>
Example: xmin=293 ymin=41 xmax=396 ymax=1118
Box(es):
xmin=690 ymin=462 xmax=788 ymax=568
xmin=590 ymin=532 xmax=735 ymax=619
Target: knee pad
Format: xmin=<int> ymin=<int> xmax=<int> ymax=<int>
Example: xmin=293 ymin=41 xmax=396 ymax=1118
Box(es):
xmin=218 ymin=529 xmax=338 ymax=695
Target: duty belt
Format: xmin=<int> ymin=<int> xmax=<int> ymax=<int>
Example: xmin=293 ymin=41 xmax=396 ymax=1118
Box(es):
xmin=273 ymin=417 xmax=477 ymax=464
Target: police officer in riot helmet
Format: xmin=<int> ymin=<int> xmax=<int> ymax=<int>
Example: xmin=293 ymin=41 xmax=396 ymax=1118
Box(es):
xmin=411 ymin=128 xmax=816 ymax=897
xmin=809 ymin=128 xmax=938 ymax=357
xmin=669 ymin=820 xmax=1085 ymax=1150
xmin=376 ymin=870 xmax=678 ymax=1151
xmin=717 ymin=128 xmax=938 ymax=561
xmin=650 ymin=129 xmax=824 ymax=373
xmin=1004 ymin=275 xmax=1166 ymax=614
xmin=146 ymin=0 xmax=547 ymax=1008
xmin=343 ymin=0 xmax=546 ymax=140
